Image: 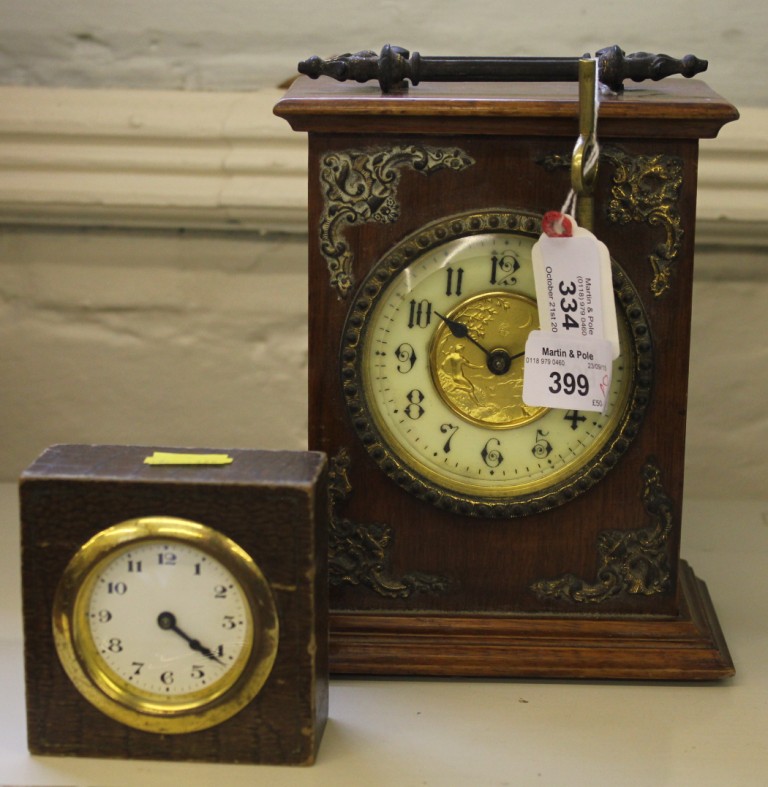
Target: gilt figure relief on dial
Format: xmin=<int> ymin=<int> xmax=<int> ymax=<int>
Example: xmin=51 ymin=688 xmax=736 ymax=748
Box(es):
xmin=342 ymin=210 xmax=651 ymax=516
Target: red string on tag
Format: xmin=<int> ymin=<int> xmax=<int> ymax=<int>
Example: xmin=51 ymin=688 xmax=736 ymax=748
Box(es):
xmin=542 ymin=211 xmax=573 ymax=238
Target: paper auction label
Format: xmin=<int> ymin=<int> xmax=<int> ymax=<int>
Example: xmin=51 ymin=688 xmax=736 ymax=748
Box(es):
xmin=532 ymin=224 xmax=619 ymax=359
xmin=522 ymin=330 xmax=613 ymax=413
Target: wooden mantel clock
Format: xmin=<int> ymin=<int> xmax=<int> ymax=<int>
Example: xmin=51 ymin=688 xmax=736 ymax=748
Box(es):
xmin=274 ymin=44 xmax=738 ymax=679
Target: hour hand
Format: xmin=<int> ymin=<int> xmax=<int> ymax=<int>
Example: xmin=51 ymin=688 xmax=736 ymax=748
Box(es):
xmin=157 ymin=611 xmax=224 ymax=665
xmin=435 ymin=311 xmax=518 ymax=376
xmin=434 ymin=311 xmax=492 ymax=358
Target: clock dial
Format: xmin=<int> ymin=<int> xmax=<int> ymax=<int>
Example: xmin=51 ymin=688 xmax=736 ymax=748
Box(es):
xmin=85 ymin=539 xmax=253 ymax=699
xmin=342 ymin=211 xmax=650 ymax=516
xmin=53 ymin=517 xmax=279 ymax=733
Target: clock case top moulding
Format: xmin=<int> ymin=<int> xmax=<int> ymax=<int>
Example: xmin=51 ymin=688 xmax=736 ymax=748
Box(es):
xmin=274 ymin=75 xmax=738 ymax=680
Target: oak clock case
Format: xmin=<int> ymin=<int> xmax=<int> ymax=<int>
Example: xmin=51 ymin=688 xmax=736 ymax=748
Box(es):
xmin=274 ymin=76 xmax=737 ymax=679
xmin=20 ymin=444 xmax=328 ymax=765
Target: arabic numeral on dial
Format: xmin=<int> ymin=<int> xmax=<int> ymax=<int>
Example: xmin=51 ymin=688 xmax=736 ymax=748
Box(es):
xmin=408 ymin=298 xmax=432 ymax=329
xmin=532 ymin=429 xmax=553 ymax=459
xmin=395 ymin=342 xmax=417 ymax=373
xmin=490 ymin=252 xmax=520 ymax=286
xmin=106 ymin=638 xmax=123 ymax=653
xmin=107 ymin=581 xmax=127 ymax=595
xmin=404 ymin=389 xmax=425 ymax=420
xmin=160 ymin=671 xmax=174 ymax=686
xmin=440 ymin=423 xmax=459 ymax=453
xmin=481 ymin=438 xmax=504 ymax=468
xmin=564 ymin=410 xmax=586 ymax=430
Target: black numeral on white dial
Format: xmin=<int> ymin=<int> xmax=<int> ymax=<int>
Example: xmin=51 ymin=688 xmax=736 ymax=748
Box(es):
xmin=352 ymin=223 xmax=633 ymax=507
xmin=87 ymin=540 xmax=251 ymax=697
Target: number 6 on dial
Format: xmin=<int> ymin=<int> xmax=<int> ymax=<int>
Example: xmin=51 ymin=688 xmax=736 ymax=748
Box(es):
xmin=53 ymin=516 xmax=279 ymax=734
xmin=342 ymin=210 xmax=649 ymax=515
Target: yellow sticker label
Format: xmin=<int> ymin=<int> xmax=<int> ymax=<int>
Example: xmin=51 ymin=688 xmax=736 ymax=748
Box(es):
xmin=144 ymin=452 xmax=234 ymax=466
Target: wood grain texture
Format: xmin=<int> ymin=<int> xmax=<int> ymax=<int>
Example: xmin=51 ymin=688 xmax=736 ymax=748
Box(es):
xmin=276 ymin=77 xmax=737 ymax=679
xmin=329 ymin=561 xmax=734 ymax=679
xmin=20 ymin=444 xmax=328 ymax=765
xmin=275 ymin=77 xmax=739 ymax=138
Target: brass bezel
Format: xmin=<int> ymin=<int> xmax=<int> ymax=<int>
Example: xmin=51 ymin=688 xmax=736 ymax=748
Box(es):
xmin=52 ymin=516 xmax=279 ymax=734
xmin=340 ymin=209 xmax=653 ymax=517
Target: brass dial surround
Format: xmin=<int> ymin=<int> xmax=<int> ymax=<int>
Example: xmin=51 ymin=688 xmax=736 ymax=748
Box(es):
xmin=52 ymin=516 xmax=279 ymax=734
xmin=340 ymin=209 xmax=653 ymax=517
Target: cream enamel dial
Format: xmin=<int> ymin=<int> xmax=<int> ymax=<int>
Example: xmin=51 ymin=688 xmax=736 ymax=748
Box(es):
xmin=341 ymin=211 xmax=651 ymax=516
xmin=53 ymin=517 xmax=279 ymax=733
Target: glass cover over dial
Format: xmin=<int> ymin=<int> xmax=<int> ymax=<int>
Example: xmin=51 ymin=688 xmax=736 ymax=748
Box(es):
xmin=53 ymin=516 xmax=279 ymax=733
xmin=341 ymin=211 xmax=651 ymax=516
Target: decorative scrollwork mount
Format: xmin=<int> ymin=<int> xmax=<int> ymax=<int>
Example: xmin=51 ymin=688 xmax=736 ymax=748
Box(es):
xmin=327 ymin=450 xmax=451 ymax=599
xmin=538 ymin=146 xmax=684 ymax=297
xmin=531 ymin=459 xmax=674 ymax=604
xmin=319 ymin=144 xmax=475 ymax=295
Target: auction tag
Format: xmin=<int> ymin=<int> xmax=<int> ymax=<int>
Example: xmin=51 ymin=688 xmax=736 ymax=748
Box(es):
xmin=522 ymin=330 xmax=613 ymax=413
xmin=532 ymin=219 xmax=619 ymax=359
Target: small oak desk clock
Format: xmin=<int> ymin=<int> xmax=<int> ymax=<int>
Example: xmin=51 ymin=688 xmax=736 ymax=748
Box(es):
xmin=274 ymin=45 xmax=737 ymax=679
xmin=20 ymin=444 xmax=328 ymax=765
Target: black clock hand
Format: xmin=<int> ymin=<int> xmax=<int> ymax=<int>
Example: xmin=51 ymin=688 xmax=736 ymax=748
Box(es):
xmin=434 ymin=311 xmax=493 ymax=357
xmin=435 ymin=311 xmax=521 ymax=376
xmin=157 ymin=611 xmax=225 ymax=665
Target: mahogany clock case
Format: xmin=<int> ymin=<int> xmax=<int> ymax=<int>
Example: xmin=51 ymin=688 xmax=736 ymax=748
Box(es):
xmin=20 ymin=444 xmax=328 ymax=765
xmin=275 ymin=77 xmax=738 ymax=679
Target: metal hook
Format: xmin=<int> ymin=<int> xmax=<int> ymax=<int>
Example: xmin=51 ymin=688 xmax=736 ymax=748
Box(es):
xmin=571 ymin=57 xmax=599 ymax=230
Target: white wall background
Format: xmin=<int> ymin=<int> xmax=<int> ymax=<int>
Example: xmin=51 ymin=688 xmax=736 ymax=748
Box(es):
xmin=0 ymin=1 xmax=766 ymax=501
xmin=0 ymin=0 xmax=765 ymax=106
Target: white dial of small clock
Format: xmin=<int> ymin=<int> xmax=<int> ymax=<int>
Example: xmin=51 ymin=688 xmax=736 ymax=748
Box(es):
xmin=361 ymin=231 xmax=630 ymax=499
xmin=85 ymin=539 xmax=253 ymax=699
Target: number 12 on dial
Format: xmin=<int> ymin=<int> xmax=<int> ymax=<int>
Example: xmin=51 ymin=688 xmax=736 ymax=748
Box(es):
xmin=53 ymin=516 xmax=279 ymax=734
xmin=342 ymin=213 xmax=638 ymax=515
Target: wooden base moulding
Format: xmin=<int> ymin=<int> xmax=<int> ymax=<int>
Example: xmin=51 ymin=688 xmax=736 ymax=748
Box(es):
xmin=275 ymin=76 xmax=739 ymax=684
xmin=329 ymin=561 xmax=733 ymax=680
